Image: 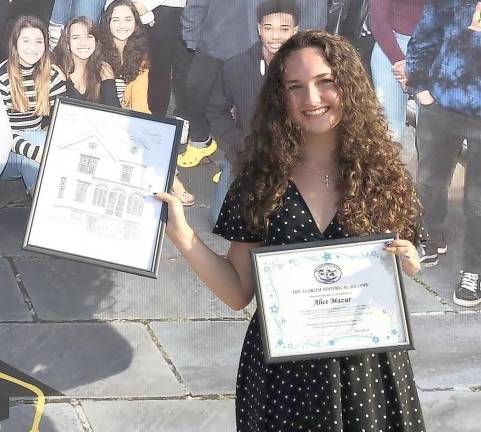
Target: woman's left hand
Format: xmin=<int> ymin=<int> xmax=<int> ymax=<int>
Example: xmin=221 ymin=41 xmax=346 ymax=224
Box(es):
xmin=384 ymin=239 xmax=420 ymax=276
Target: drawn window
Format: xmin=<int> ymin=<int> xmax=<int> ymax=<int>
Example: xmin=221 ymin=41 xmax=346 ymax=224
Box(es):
xmin=120 ymin=165 xmax=133 ymax=183
xmin=57 ymin=177 xmax=67 ymax=198
xmin=78 ymin=154 xmax=99 ymax=175
xmin=74 ymin=181 xmax=90 ymax=203
xmin=105 ymin=188 xmax=126 ymax=217
xmin=92 ymin=185 xmax=108 ymax=207
xmin=126 ymin=193 xmax=144 ymax=217
xmin=130 ymin=145 xmax=138 ymax=154
xmin=88 ymin=141 xmax=97 ymax=150
xmin=115 ymin=193 xmax=126 ymax=217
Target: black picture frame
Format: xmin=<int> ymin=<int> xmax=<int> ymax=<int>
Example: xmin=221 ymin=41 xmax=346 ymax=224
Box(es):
xmin=23 ymin=97 xmax=183 ymax=278
xmin=250 ymin=233 xmax=414 ymax=364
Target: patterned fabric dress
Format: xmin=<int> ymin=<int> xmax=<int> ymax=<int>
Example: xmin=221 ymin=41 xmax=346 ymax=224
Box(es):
xmin=213 ymin=181 xmax=426 ymax=432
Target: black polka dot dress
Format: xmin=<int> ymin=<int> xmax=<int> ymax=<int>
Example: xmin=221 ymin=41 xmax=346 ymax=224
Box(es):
xmin=213 ymin=181 xmax=426 ymax=432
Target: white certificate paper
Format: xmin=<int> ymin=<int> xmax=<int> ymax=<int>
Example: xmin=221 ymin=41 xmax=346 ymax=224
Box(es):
xmin=252 ymin=236 xmax=412 ymax=363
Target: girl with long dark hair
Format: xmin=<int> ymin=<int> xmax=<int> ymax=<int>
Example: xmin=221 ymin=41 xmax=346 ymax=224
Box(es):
xmin=99 ymin=0 xmax=149 ymax=112
xmin=155 ymin=30 xmax=426 ymax=431
xmin=53 ymin=15 xmax=120 ymax=107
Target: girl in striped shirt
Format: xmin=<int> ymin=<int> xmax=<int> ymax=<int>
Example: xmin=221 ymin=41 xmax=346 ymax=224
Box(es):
xmin=0 ymin=15 xmax=66 ymax=192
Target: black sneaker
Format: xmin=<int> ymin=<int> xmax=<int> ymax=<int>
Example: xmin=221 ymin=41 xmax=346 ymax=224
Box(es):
xmin=453 ymin=271 xmax=481 ymax=307
xmin=419 ymin=243 xmax=438 ymax=267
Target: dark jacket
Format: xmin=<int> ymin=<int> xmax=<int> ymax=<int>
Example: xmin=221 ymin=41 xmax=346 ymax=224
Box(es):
xmin=406 ymin=0 xmax=481 ymax=117
xmin=326 ymin=0 xmax=368 ymax=42
xmin=205 ymin=42 xmax=265 ymax=163
xmin=182 ymin=0 xmax=327 ymax=60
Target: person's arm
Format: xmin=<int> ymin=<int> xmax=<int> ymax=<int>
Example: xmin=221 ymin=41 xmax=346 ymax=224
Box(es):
xmin=100 ymin=79 xmax=121 ymax=107
xmin=0 ymin=95 xmax=11 ymax=174
xmin=181 ymin=0 xmax=210 ymax=50
xmin=155 ymin=191 xmax=260 ymax=310
xmin=0 ymin=70 xmax=44 ymax=163
xmin=123 ymin=68 xmax=150 ymax=113
xmin=205 ymin=68 xmax=243 ymax=155
xmin=99 ymin=62 xmax=121 ymax=107
xmin=42 ymin=65 xmax=67 ymax=128
xmin=369 ymin=0 xmax=405 ymax=65
xmin=131 ymin=0 xmax=163 ymax=25
xmin=11 ymin=133 xmax=42 ymax=162
xmin=406 ymin=0 xmax=450 ymax=101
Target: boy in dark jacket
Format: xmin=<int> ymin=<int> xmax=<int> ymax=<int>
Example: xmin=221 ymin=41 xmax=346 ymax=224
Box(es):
xmin=205 ymin=0 xmax=299 ymax=226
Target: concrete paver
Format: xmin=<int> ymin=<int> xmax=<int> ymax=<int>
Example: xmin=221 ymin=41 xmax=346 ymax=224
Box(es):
xmin=0 ymin=207 xmax=45 ymax=258
xmin=82 ymin=399 xmax=236 ymax=432
xmin=0 ymin=323 xmax=183 ymax=397
xmin=410 ymin=314 xmax=481 ymax=389
xmin=419 ymin=390 xmax=481 ymax=432
xmin=0 ymin=259 xmax=31 ymax=321
xmin=152 ymin=321 xmax=249 ymax=395
xmin=0 ymin=403 xmax=84 ymax=432
xmin=403 ymin=275 xmax=452 ymax=314
xmin=15 ymin=256 xmax=244 ymax=320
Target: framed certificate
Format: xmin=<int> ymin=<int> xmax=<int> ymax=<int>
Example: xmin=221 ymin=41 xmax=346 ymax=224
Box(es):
xmin=23 ymin=97 xmax=183 ymax=278
xmin=250 ymin=234 xmax=414 ymax=363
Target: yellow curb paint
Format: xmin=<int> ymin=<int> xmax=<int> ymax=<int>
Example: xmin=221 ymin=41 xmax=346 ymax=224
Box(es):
xmin=0 ymin=372 xmax=45 ymax=432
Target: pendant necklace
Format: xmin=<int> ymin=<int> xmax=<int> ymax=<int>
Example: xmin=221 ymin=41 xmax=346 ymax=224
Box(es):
xmin=301 ymin=162 xmax=334 ymax=187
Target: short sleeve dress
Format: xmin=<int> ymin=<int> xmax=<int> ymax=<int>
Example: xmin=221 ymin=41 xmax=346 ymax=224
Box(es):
xmin=213 ymin=181 xmax=426 ymax=432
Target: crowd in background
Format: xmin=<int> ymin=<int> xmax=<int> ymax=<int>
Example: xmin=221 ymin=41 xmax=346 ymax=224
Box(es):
xmin=0 ymin=0 xmax=480 ymax=306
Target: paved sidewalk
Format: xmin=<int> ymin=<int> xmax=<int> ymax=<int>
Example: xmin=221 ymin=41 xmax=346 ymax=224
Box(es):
xmin=1 ymin=129 xmax=480 ymax=431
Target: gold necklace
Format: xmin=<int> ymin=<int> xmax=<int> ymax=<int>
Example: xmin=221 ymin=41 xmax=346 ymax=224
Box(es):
xmin=301 ymin=162 xmax=335 ymax=187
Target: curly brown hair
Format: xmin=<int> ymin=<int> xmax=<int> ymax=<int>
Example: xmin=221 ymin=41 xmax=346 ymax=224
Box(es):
xmin=99 ymin=0 xmax=149 ymax=83
xmin=234 ymin=30 xmax=421 ymax=243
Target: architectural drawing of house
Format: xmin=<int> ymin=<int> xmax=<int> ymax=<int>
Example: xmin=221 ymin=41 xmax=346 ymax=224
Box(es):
xmin=49 ymin=128 xmax=156 ymax=241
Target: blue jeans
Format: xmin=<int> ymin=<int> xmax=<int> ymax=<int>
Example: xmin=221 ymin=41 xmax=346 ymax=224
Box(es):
xmin=208 ymin=158 xmax=232 ymax=228
xmin=371 ymin=32 xmax=411 ymax=143
xmin=50 ymin=0 xmax=106 ymax=24
xmin=0 ymin=130 xmax=46 ymax=192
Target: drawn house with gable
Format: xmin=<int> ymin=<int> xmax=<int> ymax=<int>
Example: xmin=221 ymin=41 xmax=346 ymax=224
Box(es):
xmin=51 ymin=129 xmax=154 ymax=240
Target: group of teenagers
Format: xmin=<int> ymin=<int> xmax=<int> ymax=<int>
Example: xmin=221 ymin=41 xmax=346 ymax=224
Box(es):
xmin=1 ymin=0 xmax=481 ymax=430
xmin=0 ymin=0 xmax=194 ymax=203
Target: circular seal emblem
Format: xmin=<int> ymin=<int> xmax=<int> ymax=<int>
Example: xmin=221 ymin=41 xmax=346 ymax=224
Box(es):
xmin=314 ymin=263 xmax=342 ymax=284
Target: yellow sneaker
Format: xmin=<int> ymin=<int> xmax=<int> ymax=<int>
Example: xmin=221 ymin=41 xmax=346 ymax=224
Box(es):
xmin=212 ymin=170 xmax=222 ymax=183
xmin=177 ymin=139 xmax=218 ymax=168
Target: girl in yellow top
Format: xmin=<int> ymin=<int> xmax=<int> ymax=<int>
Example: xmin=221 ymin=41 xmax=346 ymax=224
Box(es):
xmin=100 ymin=0 xmax=194 ymax=205
xmin=100 ymin=0 xmax=149 ymax=112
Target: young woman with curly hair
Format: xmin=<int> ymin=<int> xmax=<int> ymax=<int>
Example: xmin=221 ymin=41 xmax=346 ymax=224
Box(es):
xmin=53 ymin=16 xmax=120 ymax=107
xmin=100 ymin=0 xmax=194 ymax=206
xmin=99 ymin=0 xmax=150 ymax=112
xmin=155 ymin=30 xmax=426 ymax=431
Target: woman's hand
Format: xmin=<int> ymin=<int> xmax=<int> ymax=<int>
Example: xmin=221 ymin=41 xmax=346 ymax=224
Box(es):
xmin=384 ymin=239 xmax=420 ymax=276
xmin=392 ymin=60 xmax=407 ymax=92
xmin=416 ymin=90 xmax=435 ymax=106
xmin=153 ymin=192 xmax=193 ymax=246
xmin=100 ymin=62 xmax=115 ymax=81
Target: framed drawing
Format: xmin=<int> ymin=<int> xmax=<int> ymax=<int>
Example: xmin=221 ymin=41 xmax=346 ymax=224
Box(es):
xmin=250 ymin=234 xmax=414 ymax=363
xmin=23 ymin=97 xmax=183 ymax=278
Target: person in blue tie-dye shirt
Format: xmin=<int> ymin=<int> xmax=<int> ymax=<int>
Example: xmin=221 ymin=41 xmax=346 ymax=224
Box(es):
xmin=406 ymin=0 xmax=481 ymax=307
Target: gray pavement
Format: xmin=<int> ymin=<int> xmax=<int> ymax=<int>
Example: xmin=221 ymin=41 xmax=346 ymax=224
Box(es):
xmin=0 ymin=128 xmax=480 ymax=431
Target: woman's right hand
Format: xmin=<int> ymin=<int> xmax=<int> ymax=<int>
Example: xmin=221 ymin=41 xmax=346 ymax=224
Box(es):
xmin=416 ymin=90 xmax=435 ymax=106
xmin=153 ymin=192 xmax=191 ymax=241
